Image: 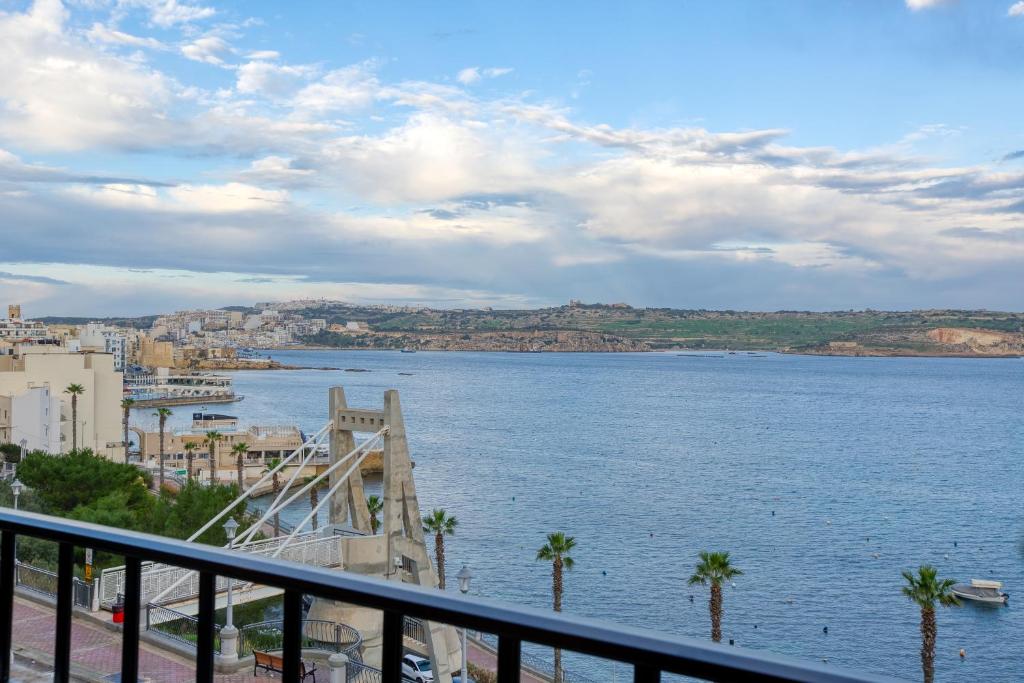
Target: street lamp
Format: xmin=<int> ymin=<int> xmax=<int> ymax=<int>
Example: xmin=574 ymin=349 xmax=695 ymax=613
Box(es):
xmin=455 ymin=565 xmax=473 ymax=683
xmin=18 ymin=439 xmax=26 ymax=466
xmin=223 ymin=518 xmax=239 ymax=628
xmin=10 ymin=479 xmax=23 ymax=510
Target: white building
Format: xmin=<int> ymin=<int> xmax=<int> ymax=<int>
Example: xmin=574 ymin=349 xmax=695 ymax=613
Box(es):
xmin=0 ymin=346 xmax=123 ymax=457
xmin=0 ymin=315 xmax=50 ymax=342
xmin=78 ymin=323 xmax=127 ymax=371
xmin=0 ymin=386 xmax=62 ymax=453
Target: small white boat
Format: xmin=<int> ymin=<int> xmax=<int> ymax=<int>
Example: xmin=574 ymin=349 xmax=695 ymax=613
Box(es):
xmin=951 ymin=579 xmax=1008 ymax=605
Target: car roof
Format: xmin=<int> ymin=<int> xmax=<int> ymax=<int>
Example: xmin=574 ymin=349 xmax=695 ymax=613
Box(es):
xmin=406 ymin=654 xmax=428 ymax=662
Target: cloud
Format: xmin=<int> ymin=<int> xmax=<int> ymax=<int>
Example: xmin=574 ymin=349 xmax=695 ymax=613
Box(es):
xmin=121 ymin=0 xmax=216 ymax=27
xmin=1009 ymin=2 xmax=1024 ymax=17
xmin=905 ymin=0 xmax=955 ymax=9
xmin=236 ymin=60 xmax=316 ymax=97
xmin=0 ymin=0 xmax=1022 ymax=313
xmin=1003 ymin=150 xmax=1024 ymax=161
xmin=86 ymin=22 xmax=166 ymax=50
xmin=181 ymin=36 xmax=231 ymax=65
xmin=456 ymin=66 xmax=513 ymax=85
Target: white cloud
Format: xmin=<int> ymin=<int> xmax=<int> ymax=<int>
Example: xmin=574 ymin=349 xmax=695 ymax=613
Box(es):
xmin=181 ymin=36 xmax=230 ymax=65
xmin=236 ymin=60 xmax=315 ymax=97
xmin=0 ymin=1 xmax=180 ymax=150
xmin=456 ymin=67 xmax=480 ymax=85
xmin=905 ymin=0 xmax=954 ymax=9
xmin=86 ymin=22 xmax=166 ymax=50
xmin=456 ymin=66 xmax=513 ymax=85
xmin=292 ymin=63 xmax=380 ymax=114
xmin=247 ymin=49 xmax=279 ymax=60
xmin=121 ymin=0 xmax=216 ymax=27
xmin=1009 ymin=2 xmax=1024 ymax=17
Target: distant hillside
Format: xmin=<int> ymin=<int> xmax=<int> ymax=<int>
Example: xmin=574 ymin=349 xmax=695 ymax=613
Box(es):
xmin=291 ymin=303 xmax=1024 ymax=355
xmin=36 ymin=315 xmax=158 ymax=329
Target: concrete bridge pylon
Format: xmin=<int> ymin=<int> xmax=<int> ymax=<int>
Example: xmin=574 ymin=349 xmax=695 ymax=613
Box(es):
xmin=308 ymin=387 xmax=460 ymax=683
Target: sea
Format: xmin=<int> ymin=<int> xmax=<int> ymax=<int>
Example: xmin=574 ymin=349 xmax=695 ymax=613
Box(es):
xmin=136 ymin=350 xmax=1024 ymax=682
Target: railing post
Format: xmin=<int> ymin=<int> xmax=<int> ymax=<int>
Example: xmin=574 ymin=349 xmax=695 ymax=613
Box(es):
xmin=328 ymin=652 xmax=348 ymax=683
xmin=282 ymin=590 xmax=303 ymax=683
xmin=334 ymin=622 xmax=342 ymax=652
xmin=0 ymin=532 xmax=15 ymax=683
xmin=120 ymin=557 xmax=141 ymax=683
xmin=53 ymin=542 xmax=74 ymax=683
xmin=382 ymin=610 xmax=403 ymax=683
xmin=634 ymin=664 xmax=660 ymax=683
xmin=497 ymin=635 xmax=521 ymax=683
xmin=196 ymin=571 xmax=216 ymax=683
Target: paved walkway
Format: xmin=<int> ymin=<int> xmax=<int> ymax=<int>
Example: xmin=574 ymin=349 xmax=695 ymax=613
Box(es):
xmin=12 ymin=596 xmax=277 ymax=682
xmin=466 ymin=640 xmax=546 ymax=683
xmin=12 ymin=596 xmax=548 ymax=683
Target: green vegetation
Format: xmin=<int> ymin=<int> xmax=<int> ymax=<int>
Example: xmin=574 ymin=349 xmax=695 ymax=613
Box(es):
xmin=902 ymin=566 xmax=959 ymax=683
xmin=537 ymin=531 xmax=576 ymax=683
xmin=422 ymin=508 xmax=457 ymax=589
xmin=65 ymin=384 xmax=85 ymax=451
xmin=366 ymin=494 xmax=383 ymax=534
xmin=9 ymin=449 xmax=256 ymax=571
xmin=688 ymin=551 xmax=743 ymax=644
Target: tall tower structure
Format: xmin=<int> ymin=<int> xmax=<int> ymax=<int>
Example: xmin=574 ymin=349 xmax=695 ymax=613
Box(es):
xmin=7 ymin=304 xmax=21 ymax=320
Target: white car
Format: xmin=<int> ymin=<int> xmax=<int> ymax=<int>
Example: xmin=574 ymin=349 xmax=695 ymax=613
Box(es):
xmin=402 ymin=654 xmax=434 ymax=682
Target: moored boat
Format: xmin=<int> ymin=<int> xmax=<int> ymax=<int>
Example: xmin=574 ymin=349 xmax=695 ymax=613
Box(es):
xmin=952 ymin=579 xmax=1008 ymax=604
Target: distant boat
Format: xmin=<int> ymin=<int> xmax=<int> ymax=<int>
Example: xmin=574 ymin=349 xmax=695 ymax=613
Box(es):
xmin=400 ymin=348 xmax=416 ymax=353
xmin=952 ymin=579 xmax=1008 ymax=605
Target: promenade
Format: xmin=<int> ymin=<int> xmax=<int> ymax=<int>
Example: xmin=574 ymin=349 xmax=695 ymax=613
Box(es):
xmin=10 ymin=595 xmax=545 ymax=682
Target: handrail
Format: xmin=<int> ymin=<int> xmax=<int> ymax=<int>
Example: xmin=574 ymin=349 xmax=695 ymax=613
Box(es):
xmin=0 ymin=509 xmax=900 ymax=683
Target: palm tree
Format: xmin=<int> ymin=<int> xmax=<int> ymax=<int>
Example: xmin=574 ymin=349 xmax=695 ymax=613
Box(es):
xmin=688 ymin=551 xmax=743 ymax=644
xmin=422 ymin=509 xmax=457 ymax=589
xmin=120 ymin=397 xmax=135 ymax=462
xmin=232 ymin=442 xmax=249 ymax=491
xmin=203 ymin=431 xmax=223 ymax=484
xmin=64 ymin=384 xmax=85 ymax=452
xmin=366 ymin=495 xmax=383 ymax=534
xmin=153 ymin=408 xmax=172 ymax=491
xmin=902 ymin=566 xmax=959 ymax=683
xmin=184 ymin=441 xmax=198 ymax=482
xmin=537 ymin=531 xmax=576 ymax=683
xmin=266 ymin=457 xmax=282 ymax=537
xmin=309 ymin=480 xmax=319 ymax=530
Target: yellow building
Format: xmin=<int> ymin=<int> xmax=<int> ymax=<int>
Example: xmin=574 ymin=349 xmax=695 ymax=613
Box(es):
xmin=0 ymin=345 xmax=123 ymax=457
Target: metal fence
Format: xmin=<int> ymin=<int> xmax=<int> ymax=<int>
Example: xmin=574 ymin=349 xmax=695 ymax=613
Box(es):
xmin=1 ymin=509 xmax=902 ymax=683
xmin=14 ymin=561 xmax=93 ymax=609
xmin=238 ymin=619 xmax=362 ymax=660
xmin=146 ymin=603 xmax=222 ymax=654
xmin=99 ymin=531 xmax=341 ymax=606
xmin=346 ymin=659 xmax=383 ymax=683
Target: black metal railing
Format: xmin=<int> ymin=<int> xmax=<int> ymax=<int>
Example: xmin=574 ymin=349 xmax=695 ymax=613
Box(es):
xmin=14 ymin=560 xmax=93 ymax=609
xmin=145 ymin=603 xmax=222 ymax=653
xmin=237 ymin=619 xmax=361 ymax=659
xmin=0 ymin=509 xmax=902 ymax=683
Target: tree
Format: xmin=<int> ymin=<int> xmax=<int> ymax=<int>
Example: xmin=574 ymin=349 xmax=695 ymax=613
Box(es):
xmin=309 ymin=480 xmax=319 ymax=530
xmin=902 ymin=566 xmax=959 ymax=683
xmin=366 ymin=495 xmax=383 ymax=534
xmin=232 ymin=442 xmax=249 ymax=491
xmin=120 ymin=398 xmax=135 ymax=462
xmin=65 ymin=384 xmax=85 ymax=452
xmin=266 ymin=458 xmax=282 ymax=537
xmin=422 ymin=509 xmax=457 ymax=589
xmin=537 ymin=531 xmax=576 ymax=683
xmin=687 ymin=551 xmax=742 ymax=644
xmin=203 ymin=431 xmax=223 ymax=484
xmin=153 ymin=408 xmax=172 ymax=491
xmin=184 ymin=441 xmax=199 ymax=482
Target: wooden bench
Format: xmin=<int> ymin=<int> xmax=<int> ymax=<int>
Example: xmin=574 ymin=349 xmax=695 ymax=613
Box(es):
xmin=253 ymin=650 xmax=317 ymax=682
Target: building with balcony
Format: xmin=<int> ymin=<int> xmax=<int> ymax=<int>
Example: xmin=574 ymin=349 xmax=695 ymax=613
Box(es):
xmin=0 ymin=346 xmax=122 ymax=457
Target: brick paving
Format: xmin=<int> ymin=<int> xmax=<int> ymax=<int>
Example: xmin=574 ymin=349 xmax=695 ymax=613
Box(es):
xmin=12 ymin=596 xmax=549 ymax=683
xmin=12 ymin=596 xmax=281 ymax=683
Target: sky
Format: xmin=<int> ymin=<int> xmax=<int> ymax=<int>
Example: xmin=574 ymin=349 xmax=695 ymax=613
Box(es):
xmin=0 ymin=0 xmax=1023 ymax=316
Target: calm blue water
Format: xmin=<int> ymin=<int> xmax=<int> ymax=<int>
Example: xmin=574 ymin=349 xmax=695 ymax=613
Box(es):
xmin=138 ymin=351 xmax=1024 ymax=682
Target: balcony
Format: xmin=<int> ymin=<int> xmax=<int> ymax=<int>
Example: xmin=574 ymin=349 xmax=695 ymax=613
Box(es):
xmin=0 ymin=508 xmax=898 ymax=683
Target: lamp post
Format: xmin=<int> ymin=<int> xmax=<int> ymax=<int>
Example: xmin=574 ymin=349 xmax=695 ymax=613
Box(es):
xmin=11 ymin=478 xmax=22 ymax=511
xmin=18 ymin=439 xmax=26 ymax=468
xmin=221 ymin=517 xmax=240 ymax=660
xmin=456 ymin=565 xmax=473 ymax=683
xmin=11 ymin=479 xmax=23 ymax=565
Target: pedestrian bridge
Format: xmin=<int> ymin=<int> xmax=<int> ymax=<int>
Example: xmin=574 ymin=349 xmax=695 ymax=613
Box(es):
xmin=99 ymin=531 xmax=342 ymax=609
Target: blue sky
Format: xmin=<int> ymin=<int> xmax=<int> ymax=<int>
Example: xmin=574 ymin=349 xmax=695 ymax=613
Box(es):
xmin=0 ymin=0 xmax=1022 ymax=315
